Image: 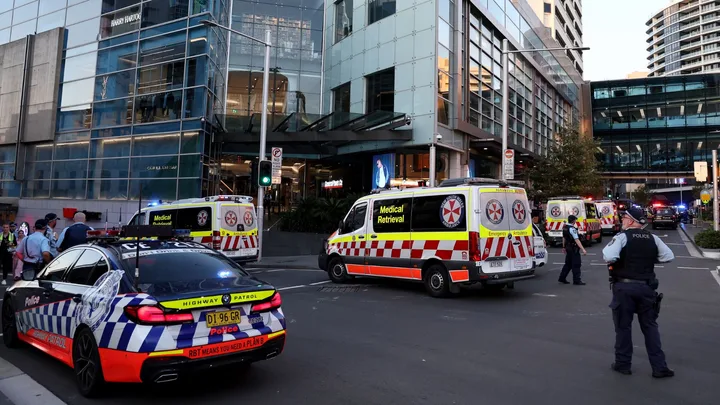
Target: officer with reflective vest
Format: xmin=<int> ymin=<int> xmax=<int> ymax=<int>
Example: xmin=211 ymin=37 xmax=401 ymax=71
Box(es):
xmin=602 ymin=207 xmax=675 ymax=378
xmin=559 ymin=215 xmax=587 ymax=285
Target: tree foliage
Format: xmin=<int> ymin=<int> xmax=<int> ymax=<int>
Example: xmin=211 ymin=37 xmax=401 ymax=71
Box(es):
xmin=631 ymin=185 xmax=651 ymax=206
xmin=528 ymin=125 xmax=603 ymax=199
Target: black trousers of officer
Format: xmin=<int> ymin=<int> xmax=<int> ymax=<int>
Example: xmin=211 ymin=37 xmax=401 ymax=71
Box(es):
xmin=610 ymin=282 xmax=668 ymax=371
xmin=559 ymin=247 xmax=582 ymax=283
xmin=0 ymin=251 xmax=11 ymax=279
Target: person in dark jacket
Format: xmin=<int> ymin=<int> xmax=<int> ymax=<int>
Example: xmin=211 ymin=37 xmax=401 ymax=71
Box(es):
xmin=57 ymin=212 xmax=94 ymax=252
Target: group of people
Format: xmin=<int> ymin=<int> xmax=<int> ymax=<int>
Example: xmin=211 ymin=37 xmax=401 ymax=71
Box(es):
xmin=1 ymin=212 xmax=92 ymax=284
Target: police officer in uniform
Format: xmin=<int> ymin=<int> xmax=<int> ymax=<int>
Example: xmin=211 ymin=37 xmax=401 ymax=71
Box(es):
xmin=16 ymin=219 xmax=52 ymax=278
xmin=602 ymin=207 xmax=675 ymax=378
xmin=44 ymin=213 xmax=59 ymax=258
xmin=57 ymin=212 xmax=93 ymax=252
xmin=558 ymin=215 xmax=587 ymax=285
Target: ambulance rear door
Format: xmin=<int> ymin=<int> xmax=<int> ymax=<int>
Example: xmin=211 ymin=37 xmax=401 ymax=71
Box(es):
xmin=219 ymin=203 xmax=258 ymax=258
xmin=478 ymin=187 xmax=532 ymax=273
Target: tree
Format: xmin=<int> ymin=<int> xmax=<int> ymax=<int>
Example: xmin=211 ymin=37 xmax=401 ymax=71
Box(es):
xmin=528 ymin=125 xmax=603 ymax=199
xmin=631 ymin=185 xmax=651 ymax=206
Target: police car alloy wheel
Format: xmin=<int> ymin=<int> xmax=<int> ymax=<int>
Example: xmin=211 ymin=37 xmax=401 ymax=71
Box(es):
xmin=424 ymin=264 xmax=451 ymax=298
xmin=1 ymin=299 xmax=20 ymax=348
xmin=73 ymin=328 xmax=106 ymax=397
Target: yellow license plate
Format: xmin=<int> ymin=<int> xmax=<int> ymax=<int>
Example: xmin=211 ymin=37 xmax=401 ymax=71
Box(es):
xmin=205 ymin=310 xmax=241 ymax=327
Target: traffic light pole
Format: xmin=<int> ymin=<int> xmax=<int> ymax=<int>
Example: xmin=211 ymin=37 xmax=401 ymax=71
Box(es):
xmin=714 ymin=150 xmax=719 ymax=231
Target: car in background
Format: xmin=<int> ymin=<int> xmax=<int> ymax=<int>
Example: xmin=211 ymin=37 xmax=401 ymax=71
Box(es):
xmin=652 ymin=207 xmax=679 ymax=230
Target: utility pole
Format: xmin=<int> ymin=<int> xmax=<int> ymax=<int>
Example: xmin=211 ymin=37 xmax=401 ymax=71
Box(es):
xmin=713 ymin=150 xmax=719 ymax=231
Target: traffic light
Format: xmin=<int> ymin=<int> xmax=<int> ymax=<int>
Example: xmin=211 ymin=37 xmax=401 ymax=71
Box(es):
xmin=258 ymin=160 xmax=272 ymax=187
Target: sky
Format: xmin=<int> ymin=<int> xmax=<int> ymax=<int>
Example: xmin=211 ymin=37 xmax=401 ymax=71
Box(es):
xmin=583 ymin=0 xmax=671 ymax=81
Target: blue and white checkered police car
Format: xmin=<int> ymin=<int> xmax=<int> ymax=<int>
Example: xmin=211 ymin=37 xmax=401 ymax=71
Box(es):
xmin=1 ymin=227 xmax=286 ymax=397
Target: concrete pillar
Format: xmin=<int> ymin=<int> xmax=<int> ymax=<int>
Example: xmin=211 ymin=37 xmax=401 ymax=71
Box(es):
xmin=449 ymin=151 xmax=463 ymax=179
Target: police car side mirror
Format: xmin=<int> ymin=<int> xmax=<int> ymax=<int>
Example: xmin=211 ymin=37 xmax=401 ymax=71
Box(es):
xmin=21 ymin=270 xmax=36 ymax=282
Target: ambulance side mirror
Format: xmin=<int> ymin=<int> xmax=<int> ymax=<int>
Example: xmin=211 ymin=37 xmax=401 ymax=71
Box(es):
xmin=337 ymin=220 xmax=344 ymax=231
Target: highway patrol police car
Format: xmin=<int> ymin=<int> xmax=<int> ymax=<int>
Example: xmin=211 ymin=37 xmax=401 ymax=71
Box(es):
xmin=1 ymin=227 xmax=285 ymax=397
xmin=318 ymin=178 xmax=536 ymax=297
xmin=128 ymin=195 xmax=259 ymax=263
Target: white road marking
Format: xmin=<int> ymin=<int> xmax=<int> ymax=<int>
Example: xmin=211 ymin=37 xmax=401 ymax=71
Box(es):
xmin=267 ymin=269 xmax=286 ymax=272
xmin=310 ymin=280 xmax=331 ymax=286
xmin=533 ymin=293 xmax=557 ymax=297
xmin=277 ymin=285 xmax=307 ymax=291
xmin=553 ymin=262 xmax=565 ymax=265
xmin=590 ymin=263 xmax=607 ymax=266
xmin=711 ymin=268 xmax=720 ymax=288
xmin=678 ymin=266 xmax=710 ymax=270
xmin=664 ymin=243 xmax=685 ymax=246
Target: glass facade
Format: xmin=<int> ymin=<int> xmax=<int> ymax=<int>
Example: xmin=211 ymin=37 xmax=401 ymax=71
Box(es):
xmin=0 ymin=0 xmax=229 ymax=200
xmin=592 ymin=74 xmax=720 ymax=172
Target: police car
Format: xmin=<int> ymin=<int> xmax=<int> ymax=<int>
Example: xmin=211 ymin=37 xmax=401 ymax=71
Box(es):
xmin=319 ymin=178 xmax=536 ymax=297
xmin=1 ymin=227 xmax=286 ymax=397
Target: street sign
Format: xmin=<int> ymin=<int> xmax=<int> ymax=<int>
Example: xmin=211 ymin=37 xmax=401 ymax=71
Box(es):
xmin=503 ymin=149 xmax=514 ymax=180
xmin=694 ymin=161 xmax=708 ymax=181
xmin=271 ymin=147 xmax=282 ymax=185
xmin=701 ymin=189 xmax=711 ymax=204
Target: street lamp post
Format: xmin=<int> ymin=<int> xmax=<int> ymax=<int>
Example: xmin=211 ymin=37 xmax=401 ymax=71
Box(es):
xmin=500 ymin=39 xmax=589 ymax=180
xmin=201 ymin=19 xmax=272 ymax=261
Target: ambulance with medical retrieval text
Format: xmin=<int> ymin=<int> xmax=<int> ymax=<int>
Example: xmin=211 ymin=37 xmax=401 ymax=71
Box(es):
xmin=128 ymin=195 xmax=259 ymax=263
xmin=318 ymin=178 xmax=536 ymax=298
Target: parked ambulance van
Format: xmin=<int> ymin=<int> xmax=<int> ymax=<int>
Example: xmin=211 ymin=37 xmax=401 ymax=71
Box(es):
xmin=595 ymin=200 xmax=620 ymax=235
xmin=318 ymin=178 xmax=536 ymax=298
xmin=128 ymin=195 xmax=259 ymax=263
xmin=545 ymin=196 xmax=602 ymax=246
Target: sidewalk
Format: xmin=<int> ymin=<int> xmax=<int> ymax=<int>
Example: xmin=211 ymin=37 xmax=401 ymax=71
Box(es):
xmin=0 ymin=357 xmax=65 ymax=405
xmin=249 ymin=255 xmax=320 ymax=269
xmin=680 ymin=222 xmax=720 ymax=259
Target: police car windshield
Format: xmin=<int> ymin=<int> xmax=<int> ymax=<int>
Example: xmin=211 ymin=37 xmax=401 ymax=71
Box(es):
xmin=117 ymin=241 xmax=250 ymax=296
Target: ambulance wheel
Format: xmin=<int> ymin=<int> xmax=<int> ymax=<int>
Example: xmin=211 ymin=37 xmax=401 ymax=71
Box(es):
xmin=424 ymin=264 xmax=451 ymax=298
xmin=2 ymin=298 xmax=20 ymax=348
xmin=328 ymin=257 xmax=352 ymax=283
xmin=73 ymin=327 xmax=106 ymax=398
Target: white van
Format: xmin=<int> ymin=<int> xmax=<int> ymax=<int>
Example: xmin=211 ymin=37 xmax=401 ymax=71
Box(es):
xmin=318 ymin=178 xmax=536 ymax=297
xmin=128 ymin=195 xmax=259 ymax=263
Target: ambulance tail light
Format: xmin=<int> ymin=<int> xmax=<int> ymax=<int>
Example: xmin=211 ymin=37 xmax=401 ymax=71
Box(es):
xmin=251 ymin=292 xmax=282 ymax=313
xmin=212 ymin=230 xmax=222 ymax=250
xmin=469 ymin=231 xmax=481 ymax=262
xmin=124 ymin=305 xmax=194 ymax=325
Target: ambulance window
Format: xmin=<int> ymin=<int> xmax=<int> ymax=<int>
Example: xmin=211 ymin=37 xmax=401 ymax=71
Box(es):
xmin=373 ymin=198 xmax=411 ymax=233
xmin=411 ymin=194 xmax=467 ymax=232
xmin=585 ymin=203 xmax=596 ymax=218
xmin=176 ymin=206 xmax=212 ymax=232
xmin=341 ymin=203 xmax=367 ymax=234
xmin=129 ymin=213 xmax=145 ymax=225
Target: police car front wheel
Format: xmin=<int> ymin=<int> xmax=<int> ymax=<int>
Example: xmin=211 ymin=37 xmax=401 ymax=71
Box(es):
xmin=1 ymin=299 xmax=20 ymax=348
xmin=73 ymin=327 xmax=106 ymax=397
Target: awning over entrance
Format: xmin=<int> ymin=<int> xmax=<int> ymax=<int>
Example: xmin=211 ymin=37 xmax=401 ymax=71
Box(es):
xmin=216 ymin=111 xmax=412 ymax=146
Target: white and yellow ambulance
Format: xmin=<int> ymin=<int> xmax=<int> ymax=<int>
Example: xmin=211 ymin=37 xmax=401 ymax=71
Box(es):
xmin=128 ymin=195 xmax=259 ymax=263
xmin=594 ymin=199 xmax=620 ymax=235
xmin=545 ymin=196 xmax=602 ymax=246
xmin=318 ymin=178 xmax=536 ymax=297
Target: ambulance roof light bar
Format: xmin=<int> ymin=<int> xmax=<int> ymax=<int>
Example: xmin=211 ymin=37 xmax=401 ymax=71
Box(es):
xmin=370 ymin=187 xmax=402 ymax=194
xmin=548 ymin=195 xmax=584 ymax=201
xmin=438 ymin=177 xmax=525 ymax=187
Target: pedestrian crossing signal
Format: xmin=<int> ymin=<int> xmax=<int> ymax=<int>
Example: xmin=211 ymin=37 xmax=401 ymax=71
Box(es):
xmin=258 ymin=160 xmax=272 ymax=187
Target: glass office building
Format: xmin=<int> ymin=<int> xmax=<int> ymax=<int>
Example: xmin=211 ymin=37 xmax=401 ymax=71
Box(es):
xmin=591 ymin=73 xmax=720 ymax=174
xmin=0 ymin=0 xmax=229 ymax=203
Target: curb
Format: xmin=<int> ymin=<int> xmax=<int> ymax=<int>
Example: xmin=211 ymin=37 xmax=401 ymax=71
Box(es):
xmin=679 ymin=223 xmax=707 ymax=258
xmin=0 ymin=357 xmax=66 ymax=405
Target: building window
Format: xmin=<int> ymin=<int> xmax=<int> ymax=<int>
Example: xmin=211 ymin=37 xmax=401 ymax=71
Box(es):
xmin=333 ymin=83 xmax=351 ymax=113
xmin=543 ymin=2 xmax=551 ymax=13
xmin=335 ymin=0 xmax=353 ymax=43
xmin=366 ymin=69 xmax=395 ymax=113
xmin=368 ymin=0 xmax=396 ymax=25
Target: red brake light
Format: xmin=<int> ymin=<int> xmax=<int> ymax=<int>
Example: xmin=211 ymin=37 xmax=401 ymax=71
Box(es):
xmin=124 ymin=305 xmax=194 ymax=325
xmin=469 ymin=231 xmax=481 ymax=262
xmin=251 ymin=292 xmax=282 ymax=313
xmin=212 ymin=230 xmax=222 ymax=250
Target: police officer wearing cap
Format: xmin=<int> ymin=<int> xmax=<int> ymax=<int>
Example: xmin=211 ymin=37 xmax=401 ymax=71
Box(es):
xmin=16 ymin=219 xmax=52 ymax=277
xmin=559 ymin=215 xmax=587 ymax=285
xmin=602 ymin=207 xmax=675 ymax=378
xmin=44 ymin=213 xmax=59 ymax=258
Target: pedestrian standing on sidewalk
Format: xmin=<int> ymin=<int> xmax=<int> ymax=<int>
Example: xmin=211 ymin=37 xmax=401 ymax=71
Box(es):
xmin=558 ymin=214 xmax=587 ymax=285
xmin=0 ymin=223 xmax=17 ymax=285
xmin=13 ymin=229 xmax=25 ymax=281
